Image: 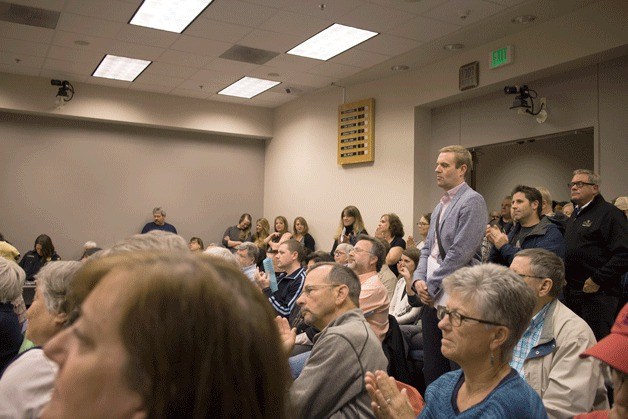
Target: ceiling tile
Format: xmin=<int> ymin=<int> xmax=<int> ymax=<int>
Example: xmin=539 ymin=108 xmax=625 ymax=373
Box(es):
xmin=8 ymin=0 xmax=65 ymax=11
xmin=282 ymin=0 xmax=362 ymax=21
xmin=177 ymin=79 xmax=225 ymax=92
xmin=206 ymin=0 xmax=276 ymax=28
xmin=87 ymin=76 xmax=132 ymax=89
xmin=308 ymin=61 xmax=362 ymax=78
xmin=282 ymin=72 xmax=334 ymax=88
xmin=356 ymin=33 xmax=422 ymax=56
xmin=0 ymin=51 xmax=44 ymax=67
xmin=52 ymin=30 xmax=112 ymax=51
xmin=184 ymin=18 xmax=253 ymax=44
xmin=64 ymin=0 xmax=139 ymax=23
xmin=46 ymin=45 xmax=104 ymax=64
xmin=423 ymin=0 xmax=505 ymax=26
xmin=367 ymin=0 xmax=449 ymax=14
xmin=0 ymin=21 xmax=54 ymax=43
xmin=170 ymin=35 xmax=231 ymax=57
xmin=0 ymin=38 xmax=49 ymax=57
xmin=170 ymin=88 xmax=212 ymax=99
xmin=258 ymin=10 xmax=332 ymax=37
xmin=56 ymin=13 xmax=125 ymax=39
xmin=42 ymin=57 xmax=98 ymax=74
xmin=331 ymin=49 xmax=391 ymax=69
xmin=156 ymin=50 xmax=213 ymax=68
xmin=0 ymin=63 xmax=41 ymax=77
xmin=143 ymin=61 xmax=198 ymax=78
xmin=116 ymin=25 xmax=179 ymax=49
xmin=108 ymin=40 xmax=165 ymax=61
xmin=241 ymin=0 xmax=293 ymax=9
xmin=337 ymin=2 xmax=416 ymax=33
xmin=38 ymin=68 xmax=89 ymax=83
xmin=263 ymin=53 xmax=320 ymax=72
xmin=209 ymin=94 xmax=247 ymax=104
xmin=189 ymin=68 xmax=241 ymax=85
xmin=486 ymin=0 xmax=528 ymax=6
xmin=205 ymin=57 xmax=259 ymax=74
xmin=238 ymin=29 xmax=303 ymax=53
xmin=129 ymin=82 xmax=175 ymax=94
xmin=388 ymin=15 xmax=460 ymax=42
xmin=135 ymin=72 xmax=185 ymax=87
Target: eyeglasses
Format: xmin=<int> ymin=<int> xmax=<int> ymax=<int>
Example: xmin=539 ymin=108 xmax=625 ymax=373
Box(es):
xmin=436 ymin=305 xmax=504 ymax=327
xmin=301 ymin=284 xmax=341 ymax=296
xmin=513 ymin=272 xmax=546 ymax=281
xmin=417 ymin=222 xmax=429 ymax=226
xmin=352 ymin=246 xmax=372 ymax=255
xmin=333 ymin=251 xmax=346 ymax=256
xmin=568 ymin=181 xmax=595 ymax=188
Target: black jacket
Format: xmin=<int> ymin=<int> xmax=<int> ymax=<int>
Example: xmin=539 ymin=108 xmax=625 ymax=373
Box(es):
xmin=19 ymin=250 xmax=61 ymax=281
xmin=564 ymin=194 xmax=628 ymax=295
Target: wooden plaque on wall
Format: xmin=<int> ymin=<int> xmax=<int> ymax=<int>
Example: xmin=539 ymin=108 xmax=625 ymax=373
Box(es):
xmin=337 ymin=98 xmax=375 ymax=165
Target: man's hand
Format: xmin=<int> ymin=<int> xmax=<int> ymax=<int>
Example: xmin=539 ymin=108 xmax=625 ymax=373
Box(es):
xmin=274 ymin=316 xmax=296 ymax=356
xmin=416 ymin=280 xmax=433 ymax=307
xmin=583 ymin=277 xmax=600 ymax=293
xmin=254 ymin=268 xmax=270 ymax=289
xmin=486 ymin=225 xmax=508 ymax=249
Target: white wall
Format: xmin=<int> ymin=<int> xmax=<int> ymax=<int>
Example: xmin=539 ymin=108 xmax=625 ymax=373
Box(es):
xmin=0 ymin=112 xmax=265 ymax=259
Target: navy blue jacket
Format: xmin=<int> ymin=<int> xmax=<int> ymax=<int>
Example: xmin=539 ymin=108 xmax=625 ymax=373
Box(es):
xmin=490 ymin=216 xmax=565 ymax=266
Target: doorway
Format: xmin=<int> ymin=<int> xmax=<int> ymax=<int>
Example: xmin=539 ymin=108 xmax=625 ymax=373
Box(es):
xmin=471 ymin=128 xmax=594 ymax=213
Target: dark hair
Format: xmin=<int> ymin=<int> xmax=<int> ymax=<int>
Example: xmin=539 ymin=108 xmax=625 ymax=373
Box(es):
xmin=305 ymin=250 xmax=333 ymax=265
xmin=189 ymin=237 xmax=204 ymax=249
xmin=274 ymin=216 xmax=290 ymax=235
xmin=423 ymin=213 xmax=432 ymax=224
xmin=310 ymin=262 xmax=361 ymax=307
xmin=73 ymin=252 xmax=290 ymax=418
xmin=511 ymin=185 xmax=543 ymax=218
xmin=35 ymin=234 xmax=55 ymax=259
xmin=293 ymin=217 xmax=309 ymax=235
xmin=384 ymin=213 xmax=405 ymax=238
xmin=238 ymin=214 xmax=252 ymax=241
xmin=335 ymin=206 xmax=367 ymax=240
xmin=401 ymin=247 xmax=421 ymax=269
xmin=516 ymin=248 xmax=565 ymax=298
xmin=280 ymin=239 xmax=305 ymax=263
xmin=356 ymin=234 xmax=386 ymax=272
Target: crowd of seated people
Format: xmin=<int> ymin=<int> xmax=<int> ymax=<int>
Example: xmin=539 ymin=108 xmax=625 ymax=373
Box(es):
xmin=0 ymin=151 xmax=626 ymax=417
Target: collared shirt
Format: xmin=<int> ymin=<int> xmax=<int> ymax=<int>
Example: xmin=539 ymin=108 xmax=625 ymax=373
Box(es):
xmin=430 ymin=182 xmax=467 ymax=262
xmin=510 ymin=302 xmax=551 ymax=377
xmin=357 ymin=272 xmax=390 ymax=342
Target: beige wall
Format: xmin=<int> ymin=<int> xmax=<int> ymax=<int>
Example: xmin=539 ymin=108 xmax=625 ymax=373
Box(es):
xmin=0 ymin=112 xmax=265 ymax=259
xmin=265 ymin=0 xmax=628 ymax=245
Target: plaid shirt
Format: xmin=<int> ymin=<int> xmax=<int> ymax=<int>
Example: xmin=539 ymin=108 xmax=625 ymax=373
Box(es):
xmin=510 ymin=303 xmax=551 ymax=377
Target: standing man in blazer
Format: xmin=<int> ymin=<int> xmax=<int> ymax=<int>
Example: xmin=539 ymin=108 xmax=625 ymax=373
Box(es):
xmin=410 ymin=145 xmax=488 ymax=386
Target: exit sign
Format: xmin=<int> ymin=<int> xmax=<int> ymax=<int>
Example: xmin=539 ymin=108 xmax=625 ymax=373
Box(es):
xmin=490 ymin=45 xmax=513 ymax=69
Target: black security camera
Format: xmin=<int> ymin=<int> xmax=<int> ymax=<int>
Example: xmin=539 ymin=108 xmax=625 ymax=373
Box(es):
xmin=51 ymin=79 xmax=74 ymax=102
xmin=504 ymin=85 xmax=528 ymax=95
xmin=51 ymin=79 xmax=63 ymax=86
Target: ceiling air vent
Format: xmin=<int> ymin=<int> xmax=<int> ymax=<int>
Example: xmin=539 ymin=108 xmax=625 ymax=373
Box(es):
xmin=219 ymin=45 xmax=279 ymax=65
xmin=0 ymin=1 xmax=60 ymax=29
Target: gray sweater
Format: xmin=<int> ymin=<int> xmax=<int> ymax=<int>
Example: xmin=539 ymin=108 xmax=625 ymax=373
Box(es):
xmin=290 ymin=309 xmax=389 ymax=418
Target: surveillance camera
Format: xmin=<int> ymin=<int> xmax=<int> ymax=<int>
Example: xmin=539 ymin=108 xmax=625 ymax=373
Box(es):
xmin=504 ymin=85 xmax=528 ymax=95
xmin=51 ymin=79 xmax=62 ymax=86
xmin=285 ymin=88 xmax=291 ymax=94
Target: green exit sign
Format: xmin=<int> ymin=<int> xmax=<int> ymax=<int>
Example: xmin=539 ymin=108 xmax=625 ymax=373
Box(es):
xmin=490 ymin=45 xmax=513 ymax=69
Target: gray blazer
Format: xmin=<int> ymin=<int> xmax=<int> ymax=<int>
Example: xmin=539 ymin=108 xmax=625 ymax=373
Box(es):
xmin=413 ymin=182 xmax=487 ymax=299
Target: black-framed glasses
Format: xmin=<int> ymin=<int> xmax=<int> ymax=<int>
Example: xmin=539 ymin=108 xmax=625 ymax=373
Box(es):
xmin=568 ymin=181 xmax=595 ymax=188
xmin=436 ymin=305 xmax=504 ymax=327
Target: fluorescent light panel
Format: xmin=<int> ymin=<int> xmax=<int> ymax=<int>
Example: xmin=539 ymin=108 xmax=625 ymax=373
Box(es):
xmin=287 ymin=23 xmax=378 ymax=61
xmin=92 ymin=55 xmax=152 ymax=81
xmin=130 ymin=0 xmax=214 ymax=33
xmin=218 ymin=77 xmax=280 ymax=99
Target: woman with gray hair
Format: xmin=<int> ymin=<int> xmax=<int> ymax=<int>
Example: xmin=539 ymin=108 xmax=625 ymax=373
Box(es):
xmin=0 ymin=258 xmax=25 ymax=372
xmin=0 ymin=261 xmax=82 ymax=418
xmin=366 ymin=264 xmax=548 ymax=418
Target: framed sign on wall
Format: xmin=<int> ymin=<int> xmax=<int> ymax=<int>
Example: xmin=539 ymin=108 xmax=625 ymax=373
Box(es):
xmin=459 ymin=61 xmax=479 ymax=91
xmin=337 ymin=98 xmax=375 ymax=165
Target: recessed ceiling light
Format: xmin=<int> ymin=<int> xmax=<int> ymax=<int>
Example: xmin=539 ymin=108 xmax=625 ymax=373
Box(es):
xmin=511 ymin=15 xmax=536 ymax=24
xmin=391 ymin=65 xmax=409 ymax=71
xmin=287 ymin=23 xmax=378 ymax=61
xmin=129 ymin=0 xmax=214 ymax=33
xmin=218 ymin=77 xmax=280 ymax=99
xmin=92 ymin=55 xmax=152 ymax=82
xmin=443 ymin=43 xmax=464 ymax=51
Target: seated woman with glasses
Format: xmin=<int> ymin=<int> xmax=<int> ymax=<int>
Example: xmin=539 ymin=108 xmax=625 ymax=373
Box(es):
xmin=365 ymin=264 xmax=547 ymax=418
